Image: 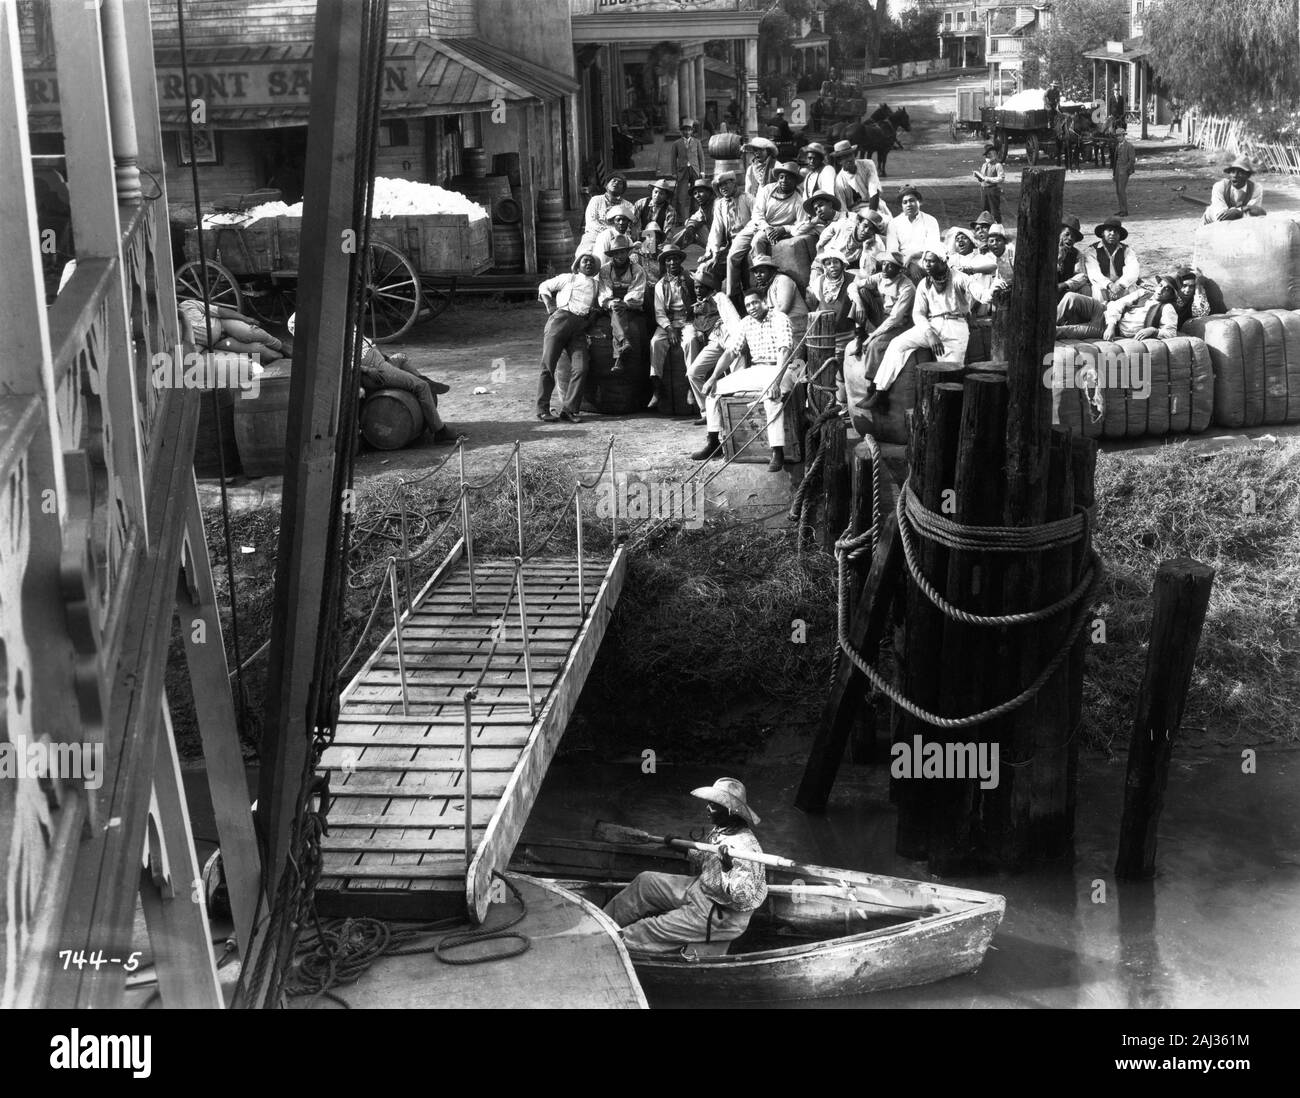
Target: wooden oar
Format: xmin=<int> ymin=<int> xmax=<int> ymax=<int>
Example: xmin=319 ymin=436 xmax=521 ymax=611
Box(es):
xmin=593 ymin=822 xmax=942 ymax=915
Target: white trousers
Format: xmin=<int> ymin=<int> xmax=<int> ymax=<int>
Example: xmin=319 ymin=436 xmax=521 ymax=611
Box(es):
xmin=874 ymin=317 xmax=969 ymax=392
xmin=705 ymin=360 xmax=787 ymax=448
xmin=604 ymin=872 xmax=753 ymax=954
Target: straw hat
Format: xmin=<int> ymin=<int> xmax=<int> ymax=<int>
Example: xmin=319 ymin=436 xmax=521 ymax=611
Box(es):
xmin=689 ymin=178 xmax=715 ymax=195
xmin=651 ymin=176 xmax=676 ymax=193
xmin=743 ymin=137 xmax=778 ymax=156
xmin=658 ymin=244 xmax=686 ymax=262
xmin=1094 ymin=215 xmax=1128 ymax=240
xmin=712 ymin=170 xmax=739 ymax=189
xmin=605 ymin=202 xmax=635 ymax=224
xmin=802 ymin=142 xmax=829 ymax=159
xmin=690 ymin=777 xmax=760 ymax=826
xmin=749 ymin=254 xmax=778 ymax=272
xmin=772 ymin=161 xmax=803 ymax=181
xmin=969 ymin=211 xmax=995 ymax=230
xmin=817 ymin=246 xmax=849 ymax=266
xmin=604 ymin=233 xmax=633 ymax=254
xmin=830 ymin=139 xmax=858 ymax=161
xmin=802 ymin=191 xmax=842 ymax=214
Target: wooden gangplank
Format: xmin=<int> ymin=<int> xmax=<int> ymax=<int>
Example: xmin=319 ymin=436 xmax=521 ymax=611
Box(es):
xmin=316 ymin=542 xmax=628 ymax=922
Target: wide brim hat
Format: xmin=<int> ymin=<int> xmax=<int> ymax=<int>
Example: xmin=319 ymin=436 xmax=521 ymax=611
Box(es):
xmin=1225 ymin=156 xmax=1254 ymax=175
xmin=969 ymin=210 xmax=995 ymax=229
xmin=986 ymin=222 xmax=1009 ymax=239
xmin=882 ymin=250 xmax=905 ymax=268
xmin=802 ymin=191 xmax=842 ymax=214
xmin=743 ymin=136 xmax=778 ymax=155
xmin=604 ymin=201 xmax=635 ymax=224
xmin=802 ymin=142 xmax=829 ymax=158
xmin=830 ymin=140 xmax=857 ymax=161
xmin=749 ymin=254 xmax=778 ymax=271
xmin=690 ymin=777 xmax=760 ymax=826
xmin=658 ymin=244 xmax=686 ymax=262
xmin=1094 ymin=216 xmax=1128 ymax=240
xmin=651 ymin=176 xmax=675 ymax=193
xmin=1061 ymin=215 xmax=1084 ymax=241
xmin=694 ymin=268 xmax=721 ymax=292
xmin=817 ymin=246 xmax=849 ymax=265
xmin=772 ymin=161 xmax=803 ymax=181
xmin=712 ymin=170 xmax=739 ymax=189
xmin=571 ymin=251 xmax=597 ymax=272
xmin=857 ymin=208 xmax=884 ymax=229
xmin=689 ymin=178 xmax=715 ymax=195
xmin=604 ymin=233 xmax=633 ymax=253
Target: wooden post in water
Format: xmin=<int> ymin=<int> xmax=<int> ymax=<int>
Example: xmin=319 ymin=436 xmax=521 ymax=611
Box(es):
xmin=894 ymin=371 xmax=964 ymax=860
xmin=1115 ymin=558 xmax=1215 ymax=879
xmin=846 ymin=443 xmax=879 ymax=761
xmin=820 ymin=419 xmax=850 ymax=554
xmin=1066 ymin=436 xmax=1099 ymax=833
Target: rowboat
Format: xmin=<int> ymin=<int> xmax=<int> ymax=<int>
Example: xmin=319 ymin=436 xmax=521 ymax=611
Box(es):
xmin=511 ymin=837 xmax=1006 ymax=1003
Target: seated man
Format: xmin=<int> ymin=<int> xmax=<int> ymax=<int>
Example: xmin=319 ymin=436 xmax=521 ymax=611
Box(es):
xmin=817 ymin=206 xmax=886 ymax=276
xmin=578 ymin=175 xmax=629 ymax=255
xmin=672 ymin=178 xmax=718 ymax=251
xmin=591 ymin=202 xmax=637 ymax=264
xmin=727 ymin=160 xmax=804 ymax=297
xmin=1084 ymin=217 xmax=1141 ymax=302
xmin=648 ymin=244 xmax=696 ymax=410
xmin=971 ymin=222 xmax=1015 ymax=318
xmin=633 ymin=177 xmax=679 ymax=270
xmin=1101 ymin=276 xmax=1180 ymax=340
xmin=537 ymin=251 xmax=601 ymax=423
xmin=695 ymin=171 xmax=753 ymax=287
xmin=806 ymin=246 xmax=858 ymax=404
xmin=596 ymin=234 xmax=647 ymax=375
xmin=750 ymin=253 xmax=809 ymax=353
xmin=862 ymin=249 xmax=993 ymax=410
xmin=695 ymin=291 xmax=796 ymax=472
xmin=686 ymin=269 xmax=744 ymax=445
xmin=843 ymin=250 xmax=915 ymax=403
xmin=1057 ymin=215 xmax=1089 ymax=299
xmin=742 ymin=136 xmax=778 ymax=198
xmin=885 ymin=186 xmax=942 ymax=283
xmin=288 ymin=313 xmax=456 ymax=445
xmin=1203 ymin=157 xmax=1266 ymax=224
xmin=1169 ymin=265 xmax=1220 ymax=326
xmin=180 ymin=299 xmax=285 ymax=360
xmin=800 ymin=142 xmax=837 ymax=202
xmin=944 ymin=226 xmax=997 ymax=278
xmin=604 ymin=779 xmax=768 ymax=955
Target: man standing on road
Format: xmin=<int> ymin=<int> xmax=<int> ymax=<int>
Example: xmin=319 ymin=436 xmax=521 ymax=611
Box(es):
xmin=974 ymin=144 xmax=1005 ymax=223
xmin=1112 ymin=129 xmax=1136 ymax=215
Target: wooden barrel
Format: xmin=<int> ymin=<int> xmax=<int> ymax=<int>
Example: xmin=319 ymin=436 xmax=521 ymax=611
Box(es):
xmin=462 ymin=146 xmax=489 ymax=178
xmin=492 ymin=223 xmax=524 ymax=272
xmin=536 ymin=220 xmax=577 ymax=274
xmin=588 ymin=314 xmax=651 ymax=414
xmin=232 ymin=361 xmax=292 ymax=478
xmin=707 ymin=131 xmax=743 ymax=158
xmin=452 ymin=174 xmax=511 ymax=219
xmin=193 ymin=384 xmax=242 ymax=478
xmin=360 ymin=388 xmax=424 ymax=450
xmin=537 ymin=188 xmax=566 ymax=222
xmin=493 ymin=151 xmax=522 ymax=186
xmin=494 ymin=196 xmax=522 ymax=224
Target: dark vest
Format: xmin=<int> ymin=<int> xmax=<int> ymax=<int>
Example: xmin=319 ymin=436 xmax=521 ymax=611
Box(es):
xmin=1094 ymin=243 xmax=1128 ymax=279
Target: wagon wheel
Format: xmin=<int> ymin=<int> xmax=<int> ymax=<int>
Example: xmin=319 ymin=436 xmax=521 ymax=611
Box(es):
xmin=176 ymin=259 xmax=243 ymax=312
xmin=1025 ymin=133 xmax=1041 ymax=165
xmin=245 ymin=274 xmax=297 ymax=330
xmin=949 ymin=113 xmax=958 ymax=142
xmin=996 ymin=131 xmax=1010 ymax=162
xmin=420 ymin=276 xmax=455 ymax=321
xmin=362 ymin=240 xmax=421 ymax=343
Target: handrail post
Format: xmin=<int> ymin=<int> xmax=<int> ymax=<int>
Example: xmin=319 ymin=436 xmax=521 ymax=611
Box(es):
xmin=388 ymin=558 xmax=410 ymax=715
xmin=575 ymin=490 xmax=586 ymax=616
xmin=607 ymin=436 xmax=618 ymax=543
xmin=513 ymin=441 xmax=525 ymax=559
xmin=515 ymin=556 xmax=536 ymax=720
xmin=463 ymin=690 xmax=475 ymax=870
xmin=397 ymin=478 xmax=412 ymax=610
xmin=458 ymin=438 xmax=477 ymax=615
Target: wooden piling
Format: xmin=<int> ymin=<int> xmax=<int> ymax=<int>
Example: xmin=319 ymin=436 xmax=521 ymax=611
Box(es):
xmin=894 ymin=375 xmax=964 ymax=860
xmin=846 ymin=443 xmax=880 ymax=761
xmin=1115 ymin=558 xmax=1215 ymax=879
xmin=1067 ymin=436 xmax=1099 ymax=833
xmin=820 ymin=420 xmax=850 ymax=554
xmin=929 ymin=372 xmax=1008 ymax=873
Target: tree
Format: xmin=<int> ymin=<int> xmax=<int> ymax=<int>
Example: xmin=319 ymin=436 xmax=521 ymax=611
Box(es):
xmin=879 ymin=6 xmax=940 ymax=64
xmin=825 ymin=0 xmax=883 ymax=69
xmin=1144 ymin=0 xmax=1300 ymax=123
xmin=1021 ymin=0 xmax=1129 ymax=99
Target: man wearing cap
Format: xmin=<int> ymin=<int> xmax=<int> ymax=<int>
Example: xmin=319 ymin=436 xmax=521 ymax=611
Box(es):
xmin=698 ymin=171 xmax=753 ymax=285
xmin=727 ymin=160 xmax=804 ymax=297
xmin=1057 ymin=216 xmax=1089 ymax=298
xmin=844 ymin=251 xmax=915 ymax=392
xmin=1204 ymin=157 xmax=1266 ymax=223
xmin=1112 ymin=128 xmax=1136 ymax=216
xmin=751 ymin=253 xmax=810 ymax=351
xmin=604 ymin=778 xmax=768 ymax=953
xmin=885 ymin=186 xmax=942 ymax=282
xmin=590 ymin=202 xmax=638 ymax=264
xmin=697 ymin=292 xmax=797 ymax=471
xmin=974 ymin=144 xmax=1005 ymax=222
xmin=945 ymin=226 xmax=997 ymax=276
xmin=580 ymin=175 xmax=629 ymax=254
xmin=633 ymin=178 xmax=680 ymax=271
xmin=864 ymin=250 xmax=992 ymax=408
xmin=969 ymin=210 xmax=995 ymax=248
xmin=649 ymin=244 xmax=697 ymax=409
xmin=972 ymin=222 xmax=1014 ymax=315
xmin=536 ymin=252 xmax=601 ymax=423
xmin=685 ymin=268 xmax=744 ymax=436
xmin=801 ymin=142 xmax=837 ymax=202
xmin=743 ymin=136 xmax=778 ymax=198
xmin=671 ymin=118 xmax=706 ymax=220
xmin=1084 ymin=217 xmax=1141 ymax=302
xmin=596 ymin=234 xmax=647 ymax=375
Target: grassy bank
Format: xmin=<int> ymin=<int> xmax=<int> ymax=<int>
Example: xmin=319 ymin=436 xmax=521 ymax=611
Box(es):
xmin=168 ymin=438 xmax=1300 ymax=763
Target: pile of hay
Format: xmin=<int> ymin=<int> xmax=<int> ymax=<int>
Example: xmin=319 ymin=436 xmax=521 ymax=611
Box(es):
xmin=1085 ymin=437 xmax=1300 ymax=750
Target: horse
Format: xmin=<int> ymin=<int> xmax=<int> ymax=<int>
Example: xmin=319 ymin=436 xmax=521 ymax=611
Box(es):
xmin=1055 ymin=110 xmax=1103 ymax=171
xmin=846 ymin=107 xmax=911 ymax=177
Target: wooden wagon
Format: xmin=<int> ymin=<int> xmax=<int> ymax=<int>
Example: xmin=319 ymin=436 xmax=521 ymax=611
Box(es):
xmin=177 ymin=208 xmax=493 ymax=342
xmin=980 ymin=105 xmax=1058 ymax=164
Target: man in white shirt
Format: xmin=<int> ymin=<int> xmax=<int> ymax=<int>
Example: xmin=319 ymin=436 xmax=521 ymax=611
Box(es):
xmin=1203 ymin=157 xmax=1267 ymax=223
xmin=590 ymin=203 xmax=637 ymax=264
xmin=697 ymin=171 xmax=753 ymax=287
xmin=1083 ymin=217 xmax=1141 ymax=302
xmin=743 ymin=137 xmax=778 ymax=197
xmin=726 ymin=161 xmax=804 ymax=297
xmin=844 ymin=251 xmax=916 ymax=400
xmin=697 ymin=292 xmax=796 ymax=472
xmin=596 ymin=234 xmax=648 ymax=375
xmin=579 ymin=176 xmax=628 ymax=254
xmin=885 ymin=186 xmax=942 ymax=282
xmin=537 ymin=252 xmax=601 ymax=422
xmin=800 ymin=143 xmax=837 ymax=202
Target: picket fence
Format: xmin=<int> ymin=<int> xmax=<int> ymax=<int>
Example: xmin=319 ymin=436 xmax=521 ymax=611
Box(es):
xmin=1190 ymin=110 xmax=1300 ymax=175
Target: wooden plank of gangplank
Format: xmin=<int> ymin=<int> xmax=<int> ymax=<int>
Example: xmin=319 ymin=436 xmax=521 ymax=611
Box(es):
xmin=320 ymin=746 xmax=523 ymax=772
xmin=335 ymin=711 xmax=532 ymax=725
xmin=466 ymin=546 xmax=629 ymax=923
xmin=322 ymin=828 xmax=499 ymax=854
xmin=329 ymin=727 xmax=531 ymax=748
xmin=322 ymin=862 xmax=468 ymax=880
xmin=347 ymin=686 xmax=552 ymax=707
xmin=329 ymin=777 xmax=507 ymax=801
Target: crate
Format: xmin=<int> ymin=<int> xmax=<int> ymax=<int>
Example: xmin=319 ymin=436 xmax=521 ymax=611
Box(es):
xmin=718 ymin=386 xmax=805 ymax=463
xmin=184 ymin=221 xmax=278 ymax=275
xmin=272 ymin=213 xmax=493 ymax=275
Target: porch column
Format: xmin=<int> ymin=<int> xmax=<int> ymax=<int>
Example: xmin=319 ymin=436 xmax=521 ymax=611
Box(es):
xmin=100 ymin=0 xmax=142 ymax=203
xmin=664 ymin=62 xmax=680 ymax=133
xmin=744 ymin=36 xmax=759 ymax=135
xmin=695 ymin=55 xmax=707 ymax=128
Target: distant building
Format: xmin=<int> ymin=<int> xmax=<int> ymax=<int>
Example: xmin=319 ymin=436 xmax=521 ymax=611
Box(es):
xmin=1082 ymin=0 xmax=1168 ymax=136
xmin=929 ymin=1 xmax=989 ymax=68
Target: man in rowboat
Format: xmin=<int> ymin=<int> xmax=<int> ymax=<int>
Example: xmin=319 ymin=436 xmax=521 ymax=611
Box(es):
xmin=604 ymin=778 xmax=768 ymax=954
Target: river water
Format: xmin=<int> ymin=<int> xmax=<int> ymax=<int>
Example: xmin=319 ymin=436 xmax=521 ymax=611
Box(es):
xmin=521 ymin=750 xmax=1300 ymax=1008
